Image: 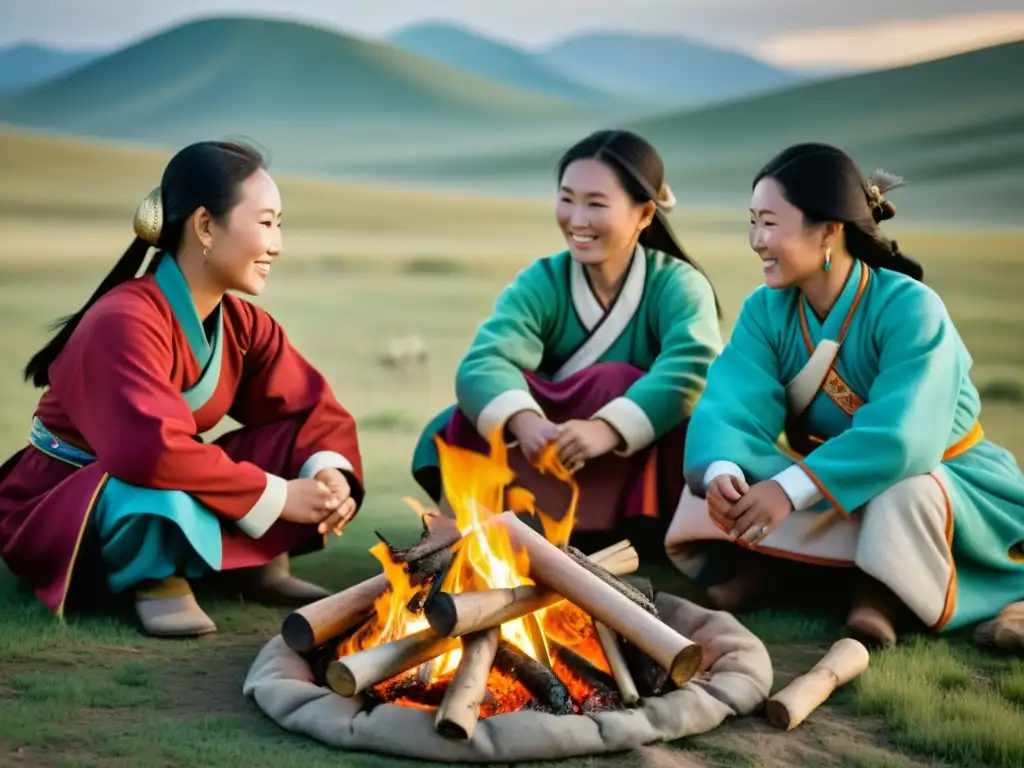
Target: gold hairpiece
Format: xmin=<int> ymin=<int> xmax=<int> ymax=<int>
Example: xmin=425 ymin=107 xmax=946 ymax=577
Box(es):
xmin=656 ymin=183 xmax=677 ymax=213
xmin=132 ymin=187 xmax=163 ymax=246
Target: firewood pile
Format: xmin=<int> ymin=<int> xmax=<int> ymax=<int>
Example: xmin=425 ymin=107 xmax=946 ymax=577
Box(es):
xmin=281 ymin=505 xmax=705 ymax=741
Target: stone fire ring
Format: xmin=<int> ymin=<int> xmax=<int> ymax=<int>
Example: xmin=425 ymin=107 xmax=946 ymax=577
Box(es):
xmin=243 ymin=593 xmax=773 ymax=762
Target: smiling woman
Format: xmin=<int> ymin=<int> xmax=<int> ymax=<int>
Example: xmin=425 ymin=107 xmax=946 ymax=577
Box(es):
xmin=411 ymin=130 xmax=723 ymax=557
xmin=0 ymin=141 xmax=365 ymax=638
xmin=669 ymin=142 xmax=1024 ymax=651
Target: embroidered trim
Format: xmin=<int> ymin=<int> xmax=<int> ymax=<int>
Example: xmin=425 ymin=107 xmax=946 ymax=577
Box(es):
xmin=795 ymin=264 xmax=870 ymax=417
xmin=822 ymin=367 xmax=865 ymax=416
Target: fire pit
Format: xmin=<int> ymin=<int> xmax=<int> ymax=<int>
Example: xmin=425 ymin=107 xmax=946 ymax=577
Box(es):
xmin=244 ymin=435 xmax=774 ymax=761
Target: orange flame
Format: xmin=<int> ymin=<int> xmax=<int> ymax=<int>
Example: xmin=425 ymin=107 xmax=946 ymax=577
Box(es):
xmin=341 ymin=424 xmax=585 ymax=688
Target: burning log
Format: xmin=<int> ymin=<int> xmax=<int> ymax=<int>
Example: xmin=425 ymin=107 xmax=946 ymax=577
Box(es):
xmin=494 ymin=512 xmax=703 ymax=688
xmin=524 ymin=613 xmax=553 ymax=669
xmin=765 ymin=638 xmax=870 ymax=730
xmin=325 ymin=627 xmax=460 ymax=697
xmin=281 ymin=573 xmax=389 ymax=654
xmin=612 ymin=576 xmax=671 ymax=697
xmin=549 ymin=640 xmax=618 ymax=704
xmin=594 ymin=622 xmax=640 ymax=706
xmin=425 ymin=541 xmax=639 ymax=637
xmin=566 ymin=547 xmax=655 ymax=615
xmin=282 ymin=514 xmax=461 ymax=654
xmin=416 ymin=658 xmax=437 ymax=686
xmin=380 ymin=513 xmax=461 ymax=583
xmin=434 ymin=627 xmax=501 ymax=740
xmin=494 ymin=639 xmax=573 ymax=714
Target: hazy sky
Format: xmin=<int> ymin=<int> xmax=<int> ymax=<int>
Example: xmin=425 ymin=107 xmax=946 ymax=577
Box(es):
xmin=3 ymin=0 xmax=1023 ymax=68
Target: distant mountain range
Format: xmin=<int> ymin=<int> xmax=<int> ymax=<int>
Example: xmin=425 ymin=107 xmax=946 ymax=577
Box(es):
xmin=536 ymin=31 xmax=800 ymax=106
xmin=330 ymin=39 xmax=1024 ymax=223
xmin=387 ymin=23 xmax=606 ymax=103
xmin=0 ymin=43 xmax=102 ymax=91
xmin=0 ymin=17 xmax=1019 ymax=224
xmin=0 ymin=17 xmax=597 ymax=173
xmin=387 ymin=22 xmax=801 ymax=106
xmin=1 ymin=19 xmax=805 ymax=108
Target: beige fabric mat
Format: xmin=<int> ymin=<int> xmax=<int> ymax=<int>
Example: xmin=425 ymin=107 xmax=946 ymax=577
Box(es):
xmin=243 ymin=592 xmax=773 ymax=762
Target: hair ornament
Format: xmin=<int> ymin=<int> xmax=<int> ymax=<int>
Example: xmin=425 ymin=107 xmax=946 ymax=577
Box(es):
xmin=656 ymin=182 xmax=677 ymax=213
xmin=865 ymin=169 xmax=905 ymax=223
xmin=132 ymin=187 xmax=163 ymax=246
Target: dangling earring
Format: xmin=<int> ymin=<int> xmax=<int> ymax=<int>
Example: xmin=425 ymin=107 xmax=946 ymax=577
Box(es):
xmin=824 ymin=245 xmax=832 ymax=272
xmin=202 ymin=247 xmax=209 ymax=263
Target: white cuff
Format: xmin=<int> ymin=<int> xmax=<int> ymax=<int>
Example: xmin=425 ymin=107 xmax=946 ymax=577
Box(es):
xmin=703 ymin=461 xmax=745 ymax=490
xmin=476 ymin=390 xmax=545 ymax=440
xmin=773 ymin=465 xmax=824 ymax=511
xmin=592 ymin=397 xmax=656 ymax=457
xmin=299 ymin=450 xmax=355 ymax=479
xmin=237 ymin=472 xmax=288 ymax=539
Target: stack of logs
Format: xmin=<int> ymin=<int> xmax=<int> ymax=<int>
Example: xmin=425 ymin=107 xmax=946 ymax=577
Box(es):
xmin=281 ymin=510 xmax=705 ymax=740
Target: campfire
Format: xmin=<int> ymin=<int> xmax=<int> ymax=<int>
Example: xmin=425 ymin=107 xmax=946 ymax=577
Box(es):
xmin=281 ymin=432 xmax=704 ymax=741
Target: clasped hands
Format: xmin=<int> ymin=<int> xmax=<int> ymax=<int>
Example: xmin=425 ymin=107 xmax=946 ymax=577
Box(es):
xmin=508 ymin=410 xmax=622 ymax=473
xmin=706 ymin=473 xmax=793 ymax=544
xmin=280 ymin=467 xmax=358 ymax=536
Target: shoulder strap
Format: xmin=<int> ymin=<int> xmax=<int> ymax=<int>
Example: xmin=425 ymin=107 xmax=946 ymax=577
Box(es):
xmin=786 ymin=339 xmax=839 ymax=417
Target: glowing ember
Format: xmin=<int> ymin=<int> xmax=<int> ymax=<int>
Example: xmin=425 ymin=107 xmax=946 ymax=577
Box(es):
xmin=333 ymin=427 xmax=625 ymax=716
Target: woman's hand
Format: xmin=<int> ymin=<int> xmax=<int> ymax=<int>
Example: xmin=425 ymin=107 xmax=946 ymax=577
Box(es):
xmin=554 ymin=419 xmax=622 ymax=473
xmin=313 ymin=468 xmax=358 ymax=536
xmin=508 ymin=410 xmax=560 ymax=462
xmin=722 ymin=480 xmax=793 ymax=544
xmin=706 ymin=474 xmax=749 ymax=529
xmin=280 ymin=478 xmax=339 ymax=527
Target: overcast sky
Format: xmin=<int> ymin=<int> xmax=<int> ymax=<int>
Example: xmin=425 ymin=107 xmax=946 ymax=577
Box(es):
xmin=3 ymin=0 xmax=1023 ymax=68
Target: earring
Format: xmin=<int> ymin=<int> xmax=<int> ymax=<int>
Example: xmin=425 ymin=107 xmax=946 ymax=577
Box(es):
xmin=824 ymin=245 xmax=832 ymax=272
xmin=203 ymin=247 xmax=209 ymax=263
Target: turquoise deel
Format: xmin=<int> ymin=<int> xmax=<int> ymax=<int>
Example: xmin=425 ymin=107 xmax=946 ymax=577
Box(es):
xmin=88 ymin=254 xmax=227 ymax=592
xmin=412 ymin=248 xmax=723 ymax=475
xmin=684 ymin=259 xmax=1024 ymax=630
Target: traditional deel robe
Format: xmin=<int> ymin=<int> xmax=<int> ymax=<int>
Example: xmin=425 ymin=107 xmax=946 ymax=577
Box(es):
xmin=667 ymin=259 xmax=1024 ymax=632
xmin=0 ymin=254 xmax=364 ymax=616
xmin=412 ymin=244 xmax=722 ymax=538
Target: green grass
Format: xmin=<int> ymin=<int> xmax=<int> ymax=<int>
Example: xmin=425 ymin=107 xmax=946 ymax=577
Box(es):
xmin=855 ymin=639 xmax=1024 ymax=767
xmin=1 ymin=136 xmax=1023 ymax=767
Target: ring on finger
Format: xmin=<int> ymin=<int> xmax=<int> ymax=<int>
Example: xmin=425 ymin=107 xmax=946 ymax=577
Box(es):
xmin=752 ymin=524 xmax=769 ymax=542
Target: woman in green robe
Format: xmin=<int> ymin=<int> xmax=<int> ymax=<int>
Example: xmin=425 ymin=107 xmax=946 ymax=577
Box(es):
xmin=412 ymin=130 xmax=723 ymax=556
xmin=669 ymin=142 xmax=1024 ymax=648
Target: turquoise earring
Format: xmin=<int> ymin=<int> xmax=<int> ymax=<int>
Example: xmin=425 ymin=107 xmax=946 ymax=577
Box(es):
xmin=824 ymin=245 xmax=832 ymax=272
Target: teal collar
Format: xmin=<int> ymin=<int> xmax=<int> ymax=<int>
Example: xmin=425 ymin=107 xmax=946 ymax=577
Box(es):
xmin=154 ymin=253 xmax=222 ymax=370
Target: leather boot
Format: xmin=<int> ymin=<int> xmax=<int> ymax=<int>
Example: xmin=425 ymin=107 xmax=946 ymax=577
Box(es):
xmin=225 ymin=554 xmax=331 ymax=606
xmin=847 ymin=579 xmax=899 ymax=649
xmin=974 ymin=601 xmax=1024 ymax=652
xmin=134 ymin=576 xmax=217 ymax=637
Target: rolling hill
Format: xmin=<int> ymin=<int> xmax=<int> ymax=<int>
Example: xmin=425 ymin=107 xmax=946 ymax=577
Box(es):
xmin=538 ymin=32 xmax=801 ymax=107
xmin=0 ymin=43 xmax=102 ymax=92
xmin=388 ymin=22 xmax=604 ymax=103
xmin=628 ymin=38 xmax=1024 ymax=219
xmin=386 ymin=24 xmax=804 ymax=108
xmin=0 ymin=16 xmax=605 ymax=175
xmin=0 ymin=23 xmax=1019 ymax=226
xmin=365 ymin=40 xmax=1023 ymax=224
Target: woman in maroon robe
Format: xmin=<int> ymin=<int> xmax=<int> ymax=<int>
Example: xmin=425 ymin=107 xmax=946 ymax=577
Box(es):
xmin=0 ymin=141 xmax=364 ymax=637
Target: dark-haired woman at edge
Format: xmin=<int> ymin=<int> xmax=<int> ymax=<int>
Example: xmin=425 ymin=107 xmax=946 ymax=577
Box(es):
xmin=0 ymin=142 xmax=364 ymax=637
xmin=412 ymin=130 xmax=723 ymax=555
xmin=669 ymin=142 xmax=1024 ymax=648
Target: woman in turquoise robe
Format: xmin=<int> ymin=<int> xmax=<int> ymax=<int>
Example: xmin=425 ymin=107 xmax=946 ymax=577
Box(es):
xmin=669 ymin=143 xmax=1024 ymax=648
xmin=412 ymin=130 xmax=723 ymax=555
